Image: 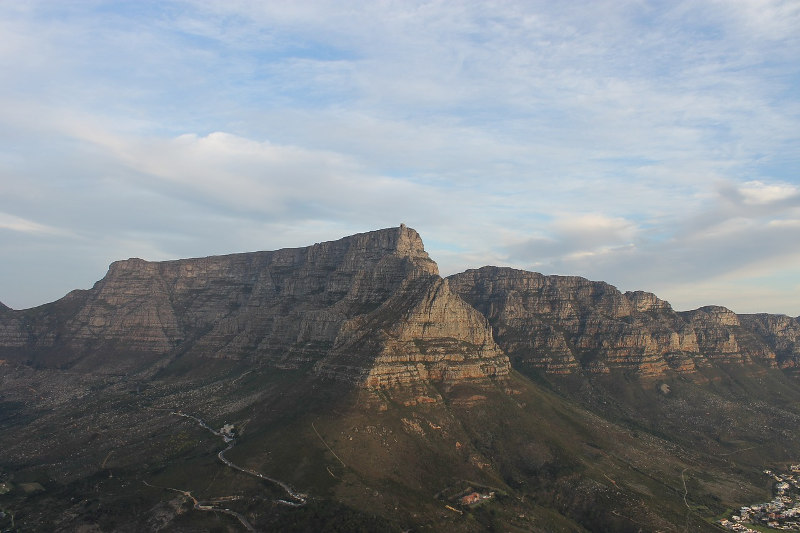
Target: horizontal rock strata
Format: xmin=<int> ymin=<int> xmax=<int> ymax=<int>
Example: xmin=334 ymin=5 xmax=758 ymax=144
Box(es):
xmin=317 ymin=276 xmax=509 ymax=387
xmin=740 ymin=313 xmax=800 ymax=370
xmin=449 ymin=266 xmax=793 ymax=377
xmin=0 ymin=226 xmax=508 ymax=388
xmin=2 ymin=229 xmax=796 ymax=384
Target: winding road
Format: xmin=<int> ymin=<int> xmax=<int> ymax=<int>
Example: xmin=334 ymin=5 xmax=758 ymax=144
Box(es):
xmin=145 ymin=410 xmax=307 ymax=531
xmin=171 ymin=410 xmax=307 ymax=506
xmin=143 ymin=479 xmax=257 ymax=532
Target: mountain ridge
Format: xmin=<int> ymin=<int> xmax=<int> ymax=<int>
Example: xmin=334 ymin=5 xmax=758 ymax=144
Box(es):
xmin=2 ymin=228 xmax=799 ymax=383
xmin=0 ymin=225 xmax=509 ymax=389
xmin=2 ymin=226 xmax=800 ymax=532
xmin=448 ymin=265 xmax=800 ymax=379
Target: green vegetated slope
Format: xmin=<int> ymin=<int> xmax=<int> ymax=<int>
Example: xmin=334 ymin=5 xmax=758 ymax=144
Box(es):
xmin=4 ymin=353 xmax=799 ymax=532
xmin=3 ymin=228 xmax=800 ymax=531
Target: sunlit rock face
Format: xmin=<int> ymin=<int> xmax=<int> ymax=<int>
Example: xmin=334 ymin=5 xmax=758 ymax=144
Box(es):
xmin=0 ymin=226 xmax=508 ymax=388
xmin=448 ymin=266 xmax=787 ymax=378
xmin=318 ymin=275 xmax=509 ymax=388
xmin=2 ymin=227 xmax=796 ymax=386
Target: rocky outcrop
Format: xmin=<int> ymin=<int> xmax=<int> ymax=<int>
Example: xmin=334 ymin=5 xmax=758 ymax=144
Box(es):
xmin=0 ymin=306 xmax=27 ymax=348
xmin=448 ymin=266 xmax=783 ymax=377
xmin=740 ymin=313 xmax=800 ymax=370
xmin=317 ymin=276 xmax=509 ymax=387
xmin=0 ymin=226 xmax=508 ymax=388
xmin=3 ymin=229 xmax=796 ymax=384
xmin=625 ymin=291 xmax=672 ymax=312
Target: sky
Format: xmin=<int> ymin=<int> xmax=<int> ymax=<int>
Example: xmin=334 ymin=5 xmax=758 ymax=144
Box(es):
xmin=1 ymin=1 xmax=799 ymax=315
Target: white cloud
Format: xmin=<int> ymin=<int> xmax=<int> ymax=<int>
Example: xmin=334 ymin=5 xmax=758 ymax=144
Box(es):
xmin=82 ymin=130 xmax=446 ymax=227
xmin=552 ymin=214 xmax=638 ymax=244
xmin=738 ymin=181 xmax=799 ymax=205
xmin=0 ymin=212 xmax=71 ymax=236
xmin=0 ymin=1 xmax=799 ymax=314
xmin=768 ymin=219 xmax=800 ymax=228
xmin=713 ymin=0 xmax=800 ymax=44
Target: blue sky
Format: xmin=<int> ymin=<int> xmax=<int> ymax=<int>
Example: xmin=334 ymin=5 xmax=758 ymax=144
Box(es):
xmin=1 ymin=0 xmax=799 ymax=314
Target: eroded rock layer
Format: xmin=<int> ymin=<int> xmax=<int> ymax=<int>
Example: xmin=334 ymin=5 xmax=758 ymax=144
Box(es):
xmin=448 ymin=266 xmax=797 ymax=377
xmin=740 ymin=313 xmax=800 ymax=371
xmin=0 ymin=226 xmax=508 ymax=388
xmin=317 ymin=276 xmax=509 ymax=387
xmin=3 ymin=230 xmax=796 ymax=385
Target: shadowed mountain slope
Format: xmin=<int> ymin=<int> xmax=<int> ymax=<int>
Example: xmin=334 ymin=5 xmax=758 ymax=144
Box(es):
xmin=2 ymin=228 xmax=800 ymax=532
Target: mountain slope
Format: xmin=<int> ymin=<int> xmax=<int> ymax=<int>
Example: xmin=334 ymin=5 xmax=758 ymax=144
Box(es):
xmin=2 ymin=228 xmax=800 ymax=532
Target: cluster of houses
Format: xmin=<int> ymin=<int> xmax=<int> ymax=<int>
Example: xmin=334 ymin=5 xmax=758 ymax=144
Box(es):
xmin=718 ymin=465 xmax=800 ymax=531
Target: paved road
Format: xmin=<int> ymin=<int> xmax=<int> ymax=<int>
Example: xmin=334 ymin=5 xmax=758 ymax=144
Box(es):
xmin=143 ymin=480 xmax=256 ymax=531
xmin=144 ymin=410 xmax=308 ymax=532
xmin=172 ymin=410 xmax=307 ymax=506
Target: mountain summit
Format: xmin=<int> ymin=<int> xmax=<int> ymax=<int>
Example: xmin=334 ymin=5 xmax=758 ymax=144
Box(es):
xmin=0 ymin=225 xmax=508 ymax=390
xmin=2 ymin=226 xmax=800 ymax=532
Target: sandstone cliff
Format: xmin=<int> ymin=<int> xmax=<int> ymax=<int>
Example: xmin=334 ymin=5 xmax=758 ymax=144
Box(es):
xmin=0 ymin=226 xmax=508 ymax=388
xmin=448 ymin=266 xmax=794 ymax=378
xmin=740 ymin=313 xmax=800 ymax=372
xmin=317 ymin=275 xmax=509 ymax=388
xmin=3 ymin=231 xmax=797 ymax=384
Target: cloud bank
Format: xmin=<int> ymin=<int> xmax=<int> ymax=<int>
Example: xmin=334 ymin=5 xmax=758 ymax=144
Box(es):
xmin=0 ymin=1 xmax=798 ymax=314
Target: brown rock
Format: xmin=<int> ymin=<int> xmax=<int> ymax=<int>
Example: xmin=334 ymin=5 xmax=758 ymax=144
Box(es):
xmin=2 ymin=228 xmax=794 ymax=385
xmin=740 ymin=313 xmax=800 ymax=369
xmin=448 ymin=266 xmax=782 ymax=377
xmin=0 ymin=226 xmax=508 ymax=390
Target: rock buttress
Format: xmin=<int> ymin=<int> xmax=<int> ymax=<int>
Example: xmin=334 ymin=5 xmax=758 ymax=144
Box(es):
xmin=448 ymin=266 xmax=779 ymax=377
xmin=0 ymin=226 xmax=509 ymax=388
xmin=316 ymin=276 xmax=509 ymax=387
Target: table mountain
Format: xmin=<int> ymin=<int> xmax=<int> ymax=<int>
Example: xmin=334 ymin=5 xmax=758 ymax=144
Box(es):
xmin=0 ymin=225 xmax=508 ymax=389
xmin=2 ymin=227 xmax=800 ymax=533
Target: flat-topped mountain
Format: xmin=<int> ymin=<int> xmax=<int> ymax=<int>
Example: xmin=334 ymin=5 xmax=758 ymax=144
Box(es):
xmin=3 ymin=228 xmax=797 ymax=385
xmin=2 ymin=226 xmax=800 ymax=532
xmin=0 ymin=225 xmax=508 ymax=389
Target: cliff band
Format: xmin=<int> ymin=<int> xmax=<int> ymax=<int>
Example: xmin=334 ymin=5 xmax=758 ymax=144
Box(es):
xmin=449 ymin=266 xmax=800 ymax=378
xmin=0 ymin=226 xmax=509 ymax=388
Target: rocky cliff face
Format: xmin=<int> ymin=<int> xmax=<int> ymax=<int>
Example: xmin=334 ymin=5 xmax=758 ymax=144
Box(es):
xmin=0 ymin=226 xmax=508 ymax=388
xmin=448 ymin=266 xmax=794 ymax=378
xmin=317 ymin=275 xmax=509 ymax=388
xmin=740 ymin=313 xmax=800 ymax=372
xmin=3 ymin=230 xmax=796 ymax=384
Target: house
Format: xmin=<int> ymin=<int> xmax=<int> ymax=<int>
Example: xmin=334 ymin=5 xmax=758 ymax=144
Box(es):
xmin=461 ymin=492 xmax=481 ymax=506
